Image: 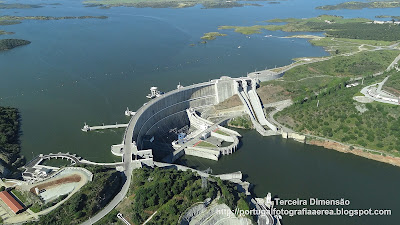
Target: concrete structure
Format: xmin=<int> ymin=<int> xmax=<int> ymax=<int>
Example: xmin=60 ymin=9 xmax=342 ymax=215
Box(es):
xmin=154 ymin=162 xmax=242 ymax=181
xmin=247 ymin=57 xmax=332 ymax=83
xmin=81 ymin=122 xmax=128 ymax=132
xmin=0 ymin=191 xmax=24 ymax=214
xmin=80 ymin=76 xmax=280 ymax=225
xmin=237 ymin=79 xmax=278 ymax=136
xmin=247 ymin=70 xmax=283 ymax=82
xmin=147 ymin=86 xmax=164 ymax=99
xmin=165 ymin=109 xmax=241 ymax=162
xmin=105 ymin=76 xmax=280 ymax=164
xmin=281 ymin=132 xmax=306 ymax=143
xmin=361 ymin=76 xmax=400 ymax=105
xmin=124 ymin=107 xmax=136 ymax=116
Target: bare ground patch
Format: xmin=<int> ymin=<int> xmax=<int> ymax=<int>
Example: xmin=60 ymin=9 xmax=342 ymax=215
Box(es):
xmin=30 ymin=174 xmax=81 ymax=193
xmin=383 ymin=86 xmax=400 ymax=97
xmin=308 ymin=140 xmax=400 ymax=167
xmin=257 ymin=84 xmax=291 ymax=105
xmin=214 ymin=94 xmax=241 ymax=110
xmin=276 ymin=115 xmax=296 ymax=129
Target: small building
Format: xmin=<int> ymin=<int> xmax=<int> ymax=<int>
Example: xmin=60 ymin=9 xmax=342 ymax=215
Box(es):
xmin=373 ymin=20 xmax=385 ymax=24
xmin=0 ymin=191 xmax=24 ymax=214
xmin=200 ymin=132 xmax=211 ymax=140
xmin=346 ymin=82 xmax=359 ymax=88
xmin=177 ymin=133 xmax=187 ymax=145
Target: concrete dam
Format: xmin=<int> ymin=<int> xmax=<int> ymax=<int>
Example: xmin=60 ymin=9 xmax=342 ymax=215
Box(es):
xmin=123 ymin=76 xmax=277 ymax=162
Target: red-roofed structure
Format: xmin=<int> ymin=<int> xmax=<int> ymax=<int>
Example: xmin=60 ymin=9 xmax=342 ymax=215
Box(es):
xmin=0 ymin=191 xmax=24 ymax=214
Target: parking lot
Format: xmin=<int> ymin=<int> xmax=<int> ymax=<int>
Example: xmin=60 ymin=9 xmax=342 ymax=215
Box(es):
xmin=0 ymin=199 xmax=13 ymax=222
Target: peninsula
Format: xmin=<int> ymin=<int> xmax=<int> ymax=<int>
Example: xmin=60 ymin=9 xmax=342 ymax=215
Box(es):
xmin=316 ymin=1 xmax=400 ymax=10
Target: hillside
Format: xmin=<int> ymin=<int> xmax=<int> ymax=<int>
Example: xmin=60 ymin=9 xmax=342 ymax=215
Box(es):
xmin=0 ymin=106 xmax=24 ymax=177
xmin=97 ymin=167 xmax=253 ymax=224
xmin=26 ymin=166 xmax=123 ymax=225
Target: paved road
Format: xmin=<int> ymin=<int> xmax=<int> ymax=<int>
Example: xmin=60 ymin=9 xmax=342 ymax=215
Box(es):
xmin=266 ymin=100 xmax=294 ymax=133
xmin=386 ymin=53 xmax=400 ymax=71
xmin=80 ymin=117 xmax=135 ymax=225
xmin=360 ymin=78 xmax=399 ymax=105
xmin=249 ymin=40 xmax=400 ymax=83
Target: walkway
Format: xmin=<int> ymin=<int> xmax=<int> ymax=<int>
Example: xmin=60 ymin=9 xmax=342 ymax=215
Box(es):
xmin=82 ymin=123 xmax=128 ymax=132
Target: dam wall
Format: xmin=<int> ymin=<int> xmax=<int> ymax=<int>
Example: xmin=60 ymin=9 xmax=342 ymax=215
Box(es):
xmin=132 ymin=82 xmax=215 ymax=149
xmin=129 ymin=78 xmax=239 ymax=150
xmin=215 ymin=76 xmax=239 ymax=103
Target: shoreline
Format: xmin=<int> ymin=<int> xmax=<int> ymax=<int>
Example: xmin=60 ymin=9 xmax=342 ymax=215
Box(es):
xmin=307 ymin=139 xmax=400 ymax=167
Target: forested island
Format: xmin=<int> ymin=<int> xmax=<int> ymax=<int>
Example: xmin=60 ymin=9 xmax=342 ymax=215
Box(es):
xmin=0 ymin=106 xmax=25 ymax=178
xmin=0 ymin=39 xmax=31 ymax=51
xmin=0 ymin=15 xmax=107 ymax=51
xmin=201 ymin=32 xmax=227 ymax=40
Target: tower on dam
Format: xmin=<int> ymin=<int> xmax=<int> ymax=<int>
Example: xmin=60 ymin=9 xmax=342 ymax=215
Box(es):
xmin=111 ymin=76 xmax=277 ymax=164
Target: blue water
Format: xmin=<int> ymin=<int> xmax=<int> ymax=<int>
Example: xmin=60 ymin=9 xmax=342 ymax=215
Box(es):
xmin=1 ymin=0 xmax=400 ymax=224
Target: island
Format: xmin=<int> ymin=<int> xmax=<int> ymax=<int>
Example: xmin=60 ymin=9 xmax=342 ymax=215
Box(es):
xmin=0 ymin=3 xmax=42 ymax=9
xmin=0 ymin=16 xmax=108 ymax=51
xmin=201 ymin=32 xmax=227 ymax=40
xmin=0 ymin=39 xmax=31 ymax=51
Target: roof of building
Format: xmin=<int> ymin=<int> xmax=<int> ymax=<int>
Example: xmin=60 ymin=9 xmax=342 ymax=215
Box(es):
xmin=0 ymin=191 xmax=24 ymax=213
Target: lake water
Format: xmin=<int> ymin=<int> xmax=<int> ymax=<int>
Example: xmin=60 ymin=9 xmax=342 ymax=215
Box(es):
xmin=1 ymin=0 xmax=400 ymax=224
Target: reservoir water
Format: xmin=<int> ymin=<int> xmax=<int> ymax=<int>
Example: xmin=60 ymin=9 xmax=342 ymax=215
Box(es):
xmin=178 ymin=130 xmax=400 ymax=225
xmin=1 ymin=0 xmax=400 ymax=224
